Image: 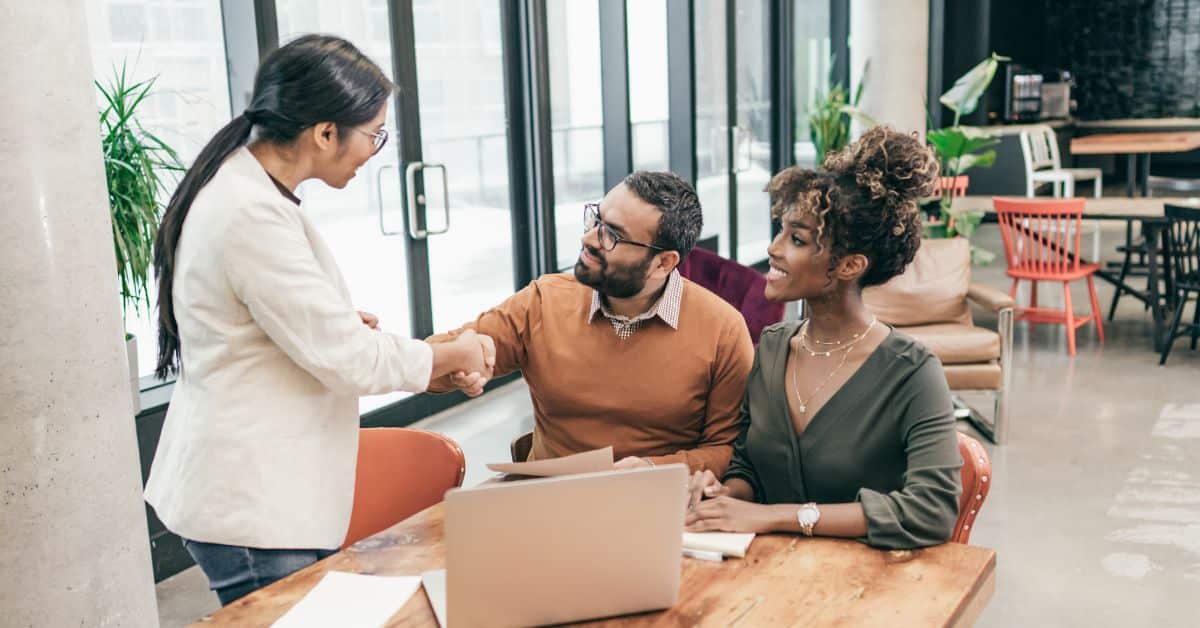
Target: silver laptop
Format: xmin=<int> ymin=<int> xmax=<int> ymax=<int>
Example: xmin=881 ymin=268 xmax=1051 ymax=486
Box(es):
xmin=437 ymin=465 xmax=688 ymax=627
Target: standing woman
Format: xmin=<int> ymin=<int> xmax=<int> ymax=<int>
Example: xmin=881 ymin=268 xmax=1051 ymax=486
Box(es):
xmin=144 ymin=35 xmax=493 ymax=605
xmin=686 ymin=126 xmax=962 ymax=550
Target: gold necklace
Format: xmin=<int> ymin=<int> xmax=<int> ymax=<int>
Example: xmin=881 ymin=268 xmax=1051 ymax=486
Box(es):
xmin=798 ymin=317 xmax=878 ymax=357
xmin=791 ymin=318 xmax=878 ymax=415
xmin=804 ymin=316 xmax=877 ymax=346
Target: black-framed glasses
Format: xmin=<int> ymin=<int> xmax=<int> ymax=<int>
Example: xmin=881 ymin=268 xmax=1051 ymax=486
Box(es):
xmin=355 ymin=127 xmax=389 ymax=155
xmin=583 ymin=203 xmax=667 ymax=252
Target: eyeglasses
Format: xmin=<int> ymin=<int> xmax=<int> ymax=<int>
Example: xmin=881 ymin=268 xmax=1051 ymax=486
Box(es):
xmin=355 ymin=127 xmax=389 ymax=155
xmin=583 ymin=203 xmax=667 ymax=252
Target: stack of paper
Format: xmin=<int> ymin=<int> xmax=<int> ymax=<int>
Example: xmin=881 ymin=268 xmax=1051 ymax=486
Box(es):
xmin=681 ymin=532 xmax=756 ymax=558
xmin=270 ymin=571 xmax=422 ymax=628
xmin=485 ymin=446 xmax=614 ymax=477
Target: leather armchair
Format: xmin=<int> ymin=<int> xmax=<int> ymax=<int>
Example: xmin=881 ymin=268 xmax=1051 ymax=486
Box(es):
xmin=864 ymin=238 xmax=1014 ymax=444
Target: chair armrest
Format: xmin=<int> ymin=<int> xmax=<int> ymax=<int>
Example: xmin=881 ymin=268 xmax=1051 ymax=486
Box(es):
xmin=966 ymin=283 xmax=1015 ymax=313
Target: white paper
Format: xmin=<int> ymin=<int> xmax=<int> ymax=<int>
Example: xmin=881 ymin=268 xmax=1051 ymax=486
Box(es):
xmin=486 ymin=446 xmax=614 ymax=477
xmin=421 ymin=570 xmax=448 ymax=628
xmin=681 ymin=532 xmax=756 ymax=558
xmin=271 ymin=571 xmax=422 ymax=628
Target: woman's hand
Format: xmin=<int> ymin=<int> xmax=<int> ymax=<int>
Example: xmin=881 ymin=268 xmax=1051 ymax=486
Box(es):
xmin=685 ymin=496 xmax=782 ymax=534
xmin=687 ymin=470 xmax=731 ymax=508
xmin=358 ymin=310 xmax=380 ymax=330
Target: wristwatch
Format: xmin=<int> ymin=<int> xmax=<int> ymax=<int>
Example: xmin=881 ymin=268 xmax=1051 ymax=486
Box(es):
xmin=796 ymin=502 xmax=820 ymax=537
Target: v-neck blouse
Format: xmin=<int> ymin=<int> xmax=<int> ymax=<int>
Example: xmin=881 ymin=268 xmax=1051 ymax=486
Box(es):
xmin=724 ymin=320 xmax=963 ymax=549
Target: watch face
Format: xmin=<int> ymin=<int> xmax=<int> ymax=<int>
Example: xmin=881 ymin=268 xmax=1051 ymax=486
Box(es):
xmin=798 ymin=506 xmax=819 ymax=525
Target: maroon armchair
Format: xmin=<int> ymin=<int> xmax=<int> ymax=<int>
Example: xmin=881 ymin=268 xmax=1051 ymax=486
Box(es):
xmin=678 ymin=247 xmax=785 ymax=345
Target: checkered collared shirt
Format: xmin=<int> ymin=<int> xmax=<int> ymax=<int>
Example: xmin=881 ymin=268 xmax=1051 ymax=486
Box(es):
xmin=586 ymin=270 xmax=683 ymax=340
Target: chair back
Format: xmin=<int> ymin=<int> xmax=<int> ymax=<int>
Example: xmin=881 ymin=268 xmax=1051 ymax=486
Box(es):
xmin=863 ymin=237 xmax=973 ymax=327
xmin=677 ymin=246 xmax=785 ymax=344
xmin=933 ymin=175 xmax=970 ymax=198
xmin=994 ymin=197 xmax=1086 ymax=276
xmin=1165 ymin=203 xmax=1200 ymax=290
xmin=1018 ymin=124 xmax=1061 ymax=174
xmin=953 ymin=431 xmax=991 ymax=544
xmin=342 ymin=428 xmax=466 ymax=548
xmin=511 ymin=431 xmax=533 ymax=462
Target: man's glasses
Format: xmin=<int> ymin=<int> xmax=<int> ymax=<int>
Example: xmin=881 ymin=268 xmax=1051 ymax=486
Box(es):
xmin=355 ymin=127 xmax=389 ymax=155
xmin=583 ymin=203 xmax=667 ymax=252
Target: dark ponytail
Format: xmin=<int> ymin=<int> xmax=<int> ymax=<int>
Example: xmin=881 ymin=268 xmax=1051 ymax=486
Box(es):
xmin=153 ymin=34 xmax=394 ymax=379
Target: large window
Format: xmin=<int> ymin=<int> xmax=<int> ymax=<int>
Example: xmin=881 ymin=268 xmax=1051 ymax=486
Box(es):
xmin=627 ymin=0 xmax=670 ymax=172
xmin=694 ymin=0 xmax=731 ymax=258
xmin=794 ymin=0 xmax=832 ymax=168
xmin=86 ymin=0 xmax=233 ymax=379
xmin=547 ymin=0 xmax=605 ymax=271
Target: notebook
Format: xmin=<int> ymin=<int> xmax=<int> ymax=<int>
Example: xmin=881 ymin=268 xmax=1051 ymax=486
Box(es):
xmin=681 ymin=531 xmax=756 ymax=558
xmin=270 ymin=571 xmax=421 ymax=628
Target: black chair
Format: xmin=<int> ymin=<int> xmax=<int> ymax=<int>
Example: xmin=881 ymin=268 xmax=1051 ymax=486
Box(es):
xmin=1159 ymin=204 xmax=1200 ymax=365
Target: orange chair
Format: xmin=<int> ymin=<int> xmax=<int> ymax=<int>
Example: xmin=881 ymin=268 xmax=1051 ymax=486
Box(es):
xmin=933 ymin=175 xmax=970 ymax=198
xmin=953 ymin=431 xmax=991 ymax=544
xmin=994 ymin=197 xmax=1105 ymax=356
xmin=341 ymin=428 xmax=466 ymax=548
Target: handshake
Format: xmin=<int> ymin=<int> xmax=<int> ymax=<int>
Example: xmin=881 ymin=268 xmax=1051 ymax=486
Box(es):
xmin=430 ymin=329 xmax=497 ymax=398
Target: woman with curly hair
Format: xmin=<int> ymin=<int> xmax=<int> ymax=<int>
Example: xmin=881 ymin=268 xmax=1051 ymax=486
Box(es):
xmin=684 ymin=126 xmax=962 ymax=550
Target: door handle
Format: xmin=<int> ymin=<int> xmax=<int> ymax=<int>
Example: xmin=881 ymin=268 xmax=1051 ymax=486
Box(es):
xmin=405 ymin=162 xmax=450 ymax=240
xmin=376 ymin=164 xmax=402 ymax=236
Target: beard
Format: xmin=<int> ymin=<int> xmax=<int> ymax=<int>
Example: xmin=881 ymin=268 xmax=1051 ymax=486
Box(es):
xmin=573 ymin=245 xmax=655 ymax=299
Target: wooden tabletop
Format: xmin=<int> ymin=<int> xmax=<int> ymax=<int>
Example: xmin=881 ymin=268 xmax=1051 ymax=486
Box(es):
xmin=193 ymin=503 xmax=997 ymax=627
xmin=1070 ymin=131 xmax=1200 ymax=155
xmin=952 ymin=195 xmax=1200 ymax=220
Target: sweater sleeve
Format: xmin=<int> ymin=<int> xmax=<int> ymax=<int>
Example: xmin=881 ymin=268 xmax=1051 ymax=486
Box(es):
xmin=721 ymin=345 xmax=763 ymax=501
xmin=424 ymin=280 xmax=541 ymax=393
xmin=646 ymin=317 xmax=754 ymax=475
xmin=856 ymin=356 xmax=963 ymax=549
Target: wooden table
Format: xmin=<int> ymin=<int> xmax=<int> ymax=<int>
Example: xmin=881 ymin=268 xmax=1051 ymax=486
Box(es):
xmin=1069 ymin=131 xmax=1200 ymax=197
xmin=955 ymin=195 xmax=1200 ymax=351
xmin=193 ymin=503 xmax=997 ymax=627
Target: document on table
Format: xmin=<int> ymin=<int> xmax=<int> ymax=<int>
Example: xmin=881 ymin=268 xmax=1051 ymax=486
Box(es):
xmin=270 ymin=571 xmax=422 ymax=628
xmin=486 ymin=446 xmax=614 ymax=477
xmin=682 ymin=532 xmax=756 ymax=558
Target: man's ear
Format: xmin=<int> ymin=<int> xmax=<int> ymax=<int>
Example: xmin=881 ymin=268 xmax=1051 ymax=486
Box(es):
xmin=654 ymin=250 xmax=681 ymax=276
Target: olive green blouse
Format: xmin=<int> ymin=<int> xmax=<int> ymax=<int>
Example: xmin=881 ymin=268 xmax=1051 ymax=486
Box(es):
xmin=724 ymin=321 xmax=963 ymax=550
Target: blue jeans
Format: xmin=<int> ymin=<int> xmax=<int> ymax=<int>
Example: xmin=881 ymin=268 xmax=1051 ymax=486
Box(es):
xmin=183 ymin=538 xmax=336 ymax=605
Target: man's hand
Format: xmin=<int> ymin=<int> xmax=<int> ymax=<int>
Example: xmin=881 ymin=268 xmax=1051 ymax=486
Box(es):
xmin=358 ymin=310 xmax=380 ymax=330
xmin=446 ymin=330 xmax=496 ymax=397
xmin=684 ymin=497 xmax=780 ymax=534
xmin=614 ymin=456 xmax=653 ymax=470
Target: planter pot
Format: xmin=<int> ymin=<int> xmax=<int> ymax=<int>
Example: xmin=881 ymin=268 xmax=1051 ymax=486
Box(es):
xmin=126 ymin=334 xmax=141 ymax=415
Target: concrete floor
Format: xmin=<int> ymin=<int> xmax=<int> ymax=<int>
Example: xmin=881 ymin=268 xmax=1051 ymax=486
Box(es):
xmin=156 ymin=223 xmax=1199 ymax=627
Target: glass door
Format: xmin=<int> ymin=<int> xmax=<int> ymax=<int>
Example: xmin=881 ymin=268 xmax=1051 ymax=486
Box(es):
xmin=733 ymin=0 xmax=773 ymax=265
xmin=276 ymin=0 xmax=522 ymax=412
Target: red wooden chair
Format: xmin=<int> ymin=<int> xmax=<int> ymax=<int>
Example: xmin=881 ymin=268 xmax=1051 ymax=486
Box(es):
xmin=994 ymin=197 xmax=1104 ymax=356
xmin=341 ymin=428 xmax=466 ymax=548
xmin=953 ymin=431 xmax=991 ymax=544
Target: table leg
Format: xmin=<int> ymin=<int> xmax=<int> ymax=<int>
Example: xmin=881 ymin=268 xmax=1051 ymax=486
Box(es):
xmin=1139 ymin=152 xmax=1152 ymax=197
xmin=1144 ymin=222 xmax=1165 ymax=352
xmin=1126 ymin=153 xmax=1138 ymax=198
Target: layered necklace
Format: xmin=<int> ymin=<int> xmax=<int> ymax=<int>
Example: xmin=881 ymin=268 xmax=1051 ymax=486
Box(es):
xmin=791 ymin=316 xmax=878 ymax=415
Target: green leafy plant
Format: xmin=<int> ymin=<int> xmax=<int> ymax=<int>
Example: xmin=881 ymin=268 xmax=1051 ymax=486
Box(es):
xmin=97 ymin=63 xmax=183 ymax=332
xmin=925 ymin=53 xmax=1010 ymax=263
xmin=808 ymin=60 xmax=875 ymax=165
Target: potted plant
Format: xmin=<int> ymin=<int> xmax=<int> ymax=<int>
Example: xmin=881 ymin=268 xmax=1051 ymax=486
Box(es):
xmin=97 ymin=64 xmax=183 ymax=413
xmin=925 ymin=53 xmax=1010 ymax=263
xmin=807 ymin=59 xmax=875 ymax=165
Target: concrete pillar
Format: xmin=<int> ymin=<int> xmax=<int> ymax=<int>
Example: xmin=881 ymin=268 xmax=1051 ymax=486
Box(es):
xmin=0 ymin=2 xmax=159 ymax=626
xmin=850 ymin=0 xmax=931 ymax=136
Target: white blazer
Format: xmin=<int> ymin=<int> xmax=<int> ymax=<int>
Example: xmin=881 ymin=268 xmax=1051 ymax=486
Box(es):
xmin=144 ymin=147 xmax=433 ymax=549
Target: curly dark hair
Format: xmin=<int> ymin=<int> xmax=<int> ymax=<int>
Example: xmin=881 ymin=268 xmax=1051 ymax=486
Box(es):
xmin=766 ymin=126 xmax=939 ymax=287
